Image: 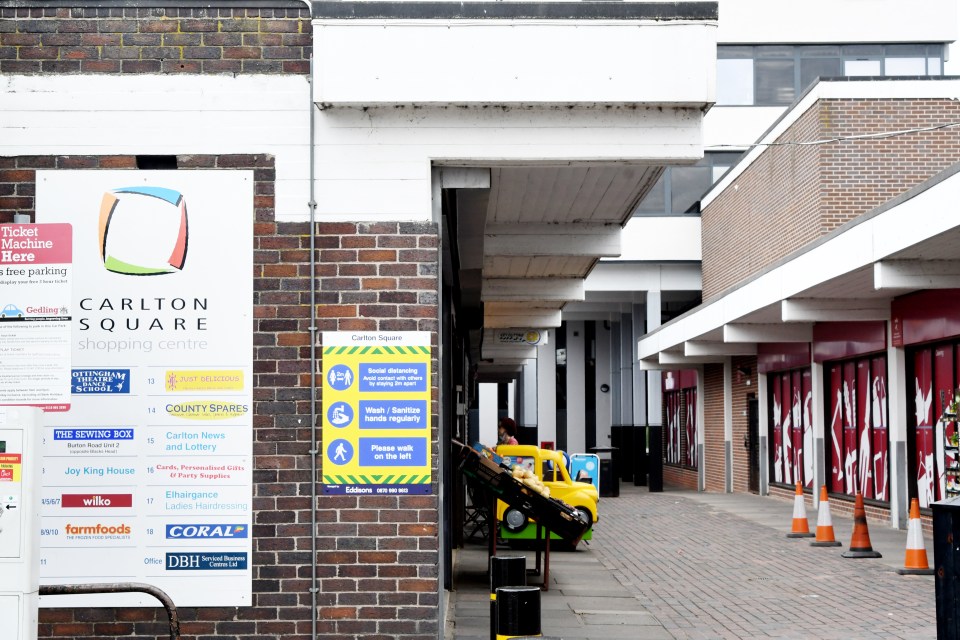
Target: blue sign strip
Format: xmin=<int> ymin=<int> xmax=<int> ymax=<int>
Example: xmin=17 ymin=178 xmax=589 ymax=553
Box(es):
xmin=72 ymin=368 xmax=130 ymax=394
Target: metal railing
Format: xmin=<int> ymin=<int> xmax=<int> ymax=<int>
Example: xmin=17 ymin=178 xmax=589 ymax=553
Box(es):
xmin=39 ymin=582 xmax=180 ymax=640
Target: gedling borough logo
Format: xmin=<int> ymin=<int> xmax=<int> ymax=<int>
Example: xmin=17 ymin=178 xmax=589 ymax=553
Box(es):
xmin=98 ymin=186 xmax=188 ymax=275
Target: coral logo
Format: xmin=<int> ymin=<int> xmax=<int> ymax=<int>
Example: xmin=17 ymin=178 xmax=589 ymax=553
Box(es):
xmin=98 ymin=186 xmax=188 ymax=275
xmin=165 ymin=524 xmax=249 ymax=539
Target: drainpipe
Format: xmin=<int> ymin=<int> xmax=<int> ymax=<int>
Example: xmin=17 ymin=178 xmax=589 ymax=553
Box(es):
xmin=307 ymin=52 xmax=320 ymax=640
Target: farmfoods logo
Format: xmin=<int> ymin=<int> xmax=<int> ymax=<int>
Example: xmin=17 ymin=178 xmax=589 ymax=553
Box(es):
xmin=65 ymin=523 xmax=132 ymax=540
xmin=98 ymin=186 xmax=188 ymax=275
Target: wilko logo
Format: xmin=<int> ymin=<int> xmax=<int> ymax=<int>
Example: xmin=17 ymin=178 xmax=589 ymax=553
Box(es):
xmin=166 ymin=524 xmax=248 ymax=539
xmin=61 ymin=494 xmax=133 ymax=508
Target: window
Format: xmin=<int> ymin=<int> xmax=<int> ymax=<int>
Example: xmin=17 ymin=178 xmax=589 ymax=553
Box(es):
xmin=826 ymin=356 xmax=889 ymax=502
xmin=768 ymin=368 xmax=814 ymax=489
xmin=634 ymin=152 xmax=743 ymax=216
xmin=717 ymin=58 xmax=753 ymax=105
xmin=717 ymin=43 xmax=946 ymax=107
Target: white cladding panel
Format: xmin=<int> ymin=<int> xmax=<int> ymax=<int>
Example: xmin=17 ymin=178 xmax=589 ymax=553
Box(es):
xmin=0 ymin=75 xmax=313 ymax=223
xmin=703 ymin=106 xmax=787 ymax=151
xmin=1 ymin=75 xmax=705 ymax=222
xmin=716 ymin=0 xmax=957 ymax=44
xmin=313 ymin=20 xmax=716 ymax=106
xmin=616 ymin=216 xmax=702 ymax=261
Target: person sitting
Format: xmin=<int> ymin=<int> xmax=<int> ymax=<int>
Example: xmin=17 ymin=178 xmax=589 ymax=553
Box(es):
xmin=497 ymin=417 xmax=519 ymax=446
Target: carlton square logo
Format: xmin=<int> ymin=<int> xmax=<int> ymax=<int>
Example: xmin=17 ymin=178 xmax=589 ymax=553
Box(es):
xmin=98 ymin=186 xmax=189 ymax=275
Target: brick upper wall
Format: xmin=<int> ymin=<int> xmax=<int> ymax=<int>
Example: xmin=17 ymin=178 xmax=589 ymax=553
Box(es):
xmin=702 ymin=98 xmax=960 ymax=299
xmin=0 ymin=5 xmax=311 ymax=75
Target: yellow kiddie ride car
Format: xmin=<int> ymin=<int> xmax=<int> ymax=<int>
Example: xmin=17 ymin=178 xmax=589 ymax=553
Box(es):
xmin=495 ymin=444 xmax=599 ymax=546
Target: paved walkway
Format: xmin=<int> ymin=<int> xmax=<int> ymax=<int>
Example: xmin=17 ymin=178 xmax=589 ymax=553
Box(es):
xmin=444 ymin=485 xmax=937 ymax=639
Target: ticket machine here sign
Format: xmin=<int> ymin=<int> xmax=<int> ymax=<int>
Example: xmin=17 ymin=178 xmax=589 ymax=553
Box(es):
xmin=321 ymin=332 xmax=432 ymax=495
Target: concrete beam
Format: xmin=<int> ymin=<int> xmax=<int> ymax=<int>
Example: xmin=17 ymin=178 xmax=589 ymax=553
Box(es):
xmin=874 ymin=260 xmax=960 ymax=290
xmin=781 ymin=298 xmax=890 ymax=322
xmin=723 ymin=323 xmax=813 ymax=343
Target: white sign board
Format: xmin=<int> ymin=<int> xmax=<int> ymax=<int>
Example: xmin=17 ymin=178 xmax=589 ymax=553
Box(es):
xmin=36 ymin=171 xmax=253 ymax=607
xmin=0 ymin=223 xmax=72 ymax=410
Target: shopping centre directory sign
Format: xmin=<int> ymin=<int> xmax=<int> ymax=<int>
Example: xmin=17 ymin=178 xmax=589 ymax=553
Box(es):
xmin=36 ymin=171 xmax=253 ymax=606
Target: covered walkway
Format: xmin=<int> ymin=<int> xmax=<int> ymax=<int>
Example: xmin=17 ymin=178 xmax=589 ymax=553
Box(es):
xmin=446 ymin=487 xmax=936 ymax=639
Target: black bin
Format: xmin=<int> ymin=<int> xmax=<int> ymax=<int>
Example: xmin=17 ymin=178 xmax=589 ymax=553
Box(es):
xmin=590 ymin=446 xmax=619 ymax=497
xmin=934 ymin=495 xmax=960 ymax=638
xmin=648 ymin=426 xmax=663 ymax=492
xmin=634 ymin=425 xmax=648 ymax=486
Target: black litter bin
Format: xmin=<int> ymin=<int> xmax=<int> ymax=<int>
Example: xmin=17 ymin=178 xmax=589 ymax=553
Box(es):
xmin=590 ymin=446 xmax=619 ymax=497
xmin=620 ymin=426 xmax=634 ymax=482
xmin=933 ymin=495 xmax=960 ymax=638
xmin=648 ymin=426 xmax=663 ymax=492
xmin=634 ymin=425 xmax=648 ymax=486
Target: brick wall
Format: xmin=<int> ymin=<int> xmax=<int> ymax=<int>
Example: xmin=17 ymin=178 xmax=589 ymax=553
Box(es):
xmin=702 ymin=98 xmax=960 ymax=299
xmin=0 ymin=4 xmax=311 ymax=75
xmin=3 ymin=155 xmax=441 ymax=640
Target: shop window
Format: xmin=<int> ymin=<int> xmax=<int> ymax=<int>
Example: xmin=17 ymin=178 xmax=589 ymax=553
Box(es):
xmin=685 ymin=387 xmax=698 ymax=469
xmin=825 ymin=355 xmax=889 ymax=502
xmin=908 ymin=342 xmax=960 ymax=508
xmin=664 ymin=387 xmax=698 ymax=470
xmin=768 ymin=368 xmax=813 ymax=488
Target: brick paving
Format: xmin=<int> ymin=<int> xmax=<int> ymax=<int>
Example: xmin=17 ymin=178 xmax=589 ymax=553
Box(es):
xmin=590 ymin=486 xmax=936 ymax=640
xmin=447 ymin=484 xmax=938 ymax=639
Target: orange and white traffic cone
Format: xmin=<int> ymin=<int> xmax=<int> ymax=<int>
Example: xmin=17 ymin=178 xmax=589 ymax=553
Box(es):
xmin=841 ymin=492 xmax=882 ymax=558
xmin=786 ymin=482 xmax=814 ymax=538
xmin=810 ymin=485 xmax=842 ymax=547
xmin=897 ymin=498 xmax=934 ymax=575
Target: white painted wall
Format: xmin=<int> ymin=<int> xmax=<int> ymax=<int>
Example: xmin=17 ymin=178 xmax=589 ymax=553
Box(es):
xmin=595 ymin=321 xmax=613 ymax=448
xmin=565 ymin=321 xmax=586 ymax=454
xmin=0 ymin=75 xmax=313 ymax=222
xmin=586 ymin=262 xmax=701 ymax=294
xmin=479 ymin=382 xmax=499 ymax=446
xmin=616 ymin=216 xmax=702 ymax=262
xmin=522 ymin=360 xmax=538 ymax=432
xmin=0 ymin=74 xmax=706 ymax=223
xmin=716 ymin=0 xmax=957 ymax=44
xmin=537 ymin=330 xmax=558 ymax=444
xmin=314 ymin=20 xmax=717 ymax=106
xmin=704 ymin=106 xmax=787 ymax=151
